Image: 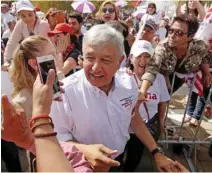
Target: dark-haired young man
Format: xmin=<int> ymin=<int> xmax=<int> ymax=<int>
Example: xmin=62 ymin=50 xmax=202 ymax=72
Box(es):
xmin=68 ymin=12 xmax=84 ymax=46
xmin=139 ymin=17 xmax=211 ymax=100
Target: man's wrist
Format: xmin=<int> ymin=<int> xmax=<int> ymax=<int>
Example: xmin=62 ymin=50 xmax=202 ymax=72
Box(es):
xmin=151 ymin=147 xmax=165 ymax=157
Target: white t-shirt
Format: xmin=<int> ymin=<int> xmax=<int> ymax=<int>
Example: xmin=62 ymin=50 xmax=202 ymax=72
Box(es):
xmin=141 ymin=13 xmax=161 ymax=25
xmin=139 ymin=73 xmax=170 ymax=123
xmin=2 ymin=29 xmax=12 ymax=39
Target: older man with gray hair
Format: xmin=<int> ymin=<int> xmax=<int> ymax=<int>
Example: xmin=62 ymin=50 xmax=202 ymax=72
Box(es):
xmin=51 ymin=24 xmax=177 ymax=172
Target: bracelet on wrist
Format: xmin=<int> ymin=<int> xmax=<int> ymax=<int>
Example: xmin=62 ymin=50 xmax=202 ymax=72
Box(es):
xmin=34 ymin=132 xmax=57 ymax=138
xmin=31 ymin=121 xmax=54 ymax=133
xmin=30 ymin=114 xmax=52 ymax=128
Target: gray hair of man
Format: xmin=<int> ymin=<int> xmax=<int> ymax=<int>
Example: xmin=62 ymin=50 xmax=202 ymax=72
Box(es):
xmin=83 ymin=24 xmax=125 ymax=58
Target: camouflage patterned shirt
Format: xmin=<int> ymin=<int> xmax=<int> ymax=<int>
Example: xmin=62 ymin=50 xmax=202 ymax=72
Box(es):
xmin=142 ymin=38 xmax=210 ymax=84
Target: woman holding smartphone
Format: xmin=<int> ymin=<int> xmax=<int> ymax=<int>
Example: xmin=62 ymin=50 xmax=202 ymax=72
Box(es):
xmin=2 ymin=0 xmax=50 ymax=71
xmin=5 ymin=35 xmax=91 ymax=172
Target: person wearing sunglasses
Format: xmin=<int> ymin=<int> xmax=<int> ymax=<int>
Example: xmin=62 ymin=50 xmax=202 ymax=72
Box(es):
xmin=184 ymin=8 xmax=212 ymax=126
xmin=96 ymin=0 xmax=118 ymax=23
xmin=138 ymin=16 xmax=211 ymax=103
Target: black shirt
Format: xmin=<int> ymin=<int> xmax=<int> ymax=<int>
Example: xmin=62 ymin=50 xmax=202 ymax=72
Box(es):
xmin=64 ymin=48 xmax=81 ymax=77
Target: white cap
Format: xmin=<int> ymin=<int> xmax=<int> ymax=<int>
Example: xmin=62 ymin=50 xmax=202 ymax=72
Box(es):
xmin=130 ymin=40 xmax=153 ymax=58
xmin=16 ymin=0 xmax=34 ymax=13
xmin=1 ymin=4 xmax=9 ymax=8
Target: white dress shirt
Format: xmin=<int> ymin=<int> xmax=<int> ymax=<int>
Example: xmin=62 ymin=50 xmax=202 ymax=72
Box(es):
xmin=50 ymin=69 xmax=138 ymax=155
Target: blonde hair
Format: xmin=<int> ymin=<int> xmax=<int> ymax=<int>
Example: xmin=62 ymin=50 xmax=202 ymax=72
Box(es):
xmin=10 ymin=36 xmax=49 ymax=97
xmin=96 ymin=0 xmax=118 ymax=21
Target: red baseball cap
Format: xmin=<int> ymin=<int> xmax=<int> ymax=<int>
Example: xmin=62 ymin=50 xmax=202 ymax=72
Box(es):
xmin=34 ymin=6 xmax=40 ymax=11
xmin=48 ymin=23 xmax=73 ymax=37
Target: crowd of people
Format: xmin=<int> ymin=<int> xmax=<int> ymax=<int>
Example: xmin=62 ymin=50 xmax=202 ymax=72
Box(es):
xmin=1 ymin=0 xmax=212 ymax=172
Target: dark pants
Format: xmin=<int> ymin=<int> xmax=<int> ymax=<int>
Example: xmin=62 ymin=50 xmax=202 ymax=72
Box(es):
xmin=109 ymin=153 xmax=124 ymax=172
xmin=1 ymin=139 xmax=22 ymax=172
xmin=169 ymin=74 xmax=185 ymax=94
xmin=122 ymin=115 xmax=160 ymax=172
xmin=122 ymin=134 xmax=145 ymax=172
xmin=187 ymin=87 xmax=211 ymax=120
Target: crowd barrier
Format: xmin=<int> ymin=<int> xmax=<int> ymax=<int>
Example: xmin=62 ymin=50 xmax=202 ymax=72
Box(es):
xmin=158 ymin=72 xmax=212 ymax=172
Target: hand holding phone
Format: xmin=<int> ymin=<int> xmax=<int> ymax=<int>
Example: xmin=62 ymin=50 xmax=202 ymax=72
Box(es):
xmin=36 ymin=55 xmax=61 ymax=99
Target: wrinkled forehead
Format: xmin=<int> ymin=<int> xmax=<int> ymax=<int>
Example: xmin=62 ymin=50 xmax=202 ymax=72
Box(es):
xmin=83 ymin=42 xmax=119 ymax=57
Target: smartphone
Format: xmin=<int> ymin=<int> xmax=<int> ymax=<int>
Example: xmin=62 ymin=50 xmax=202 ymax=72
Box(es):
xmin=36 ymin=55 xmax=61 ymax=99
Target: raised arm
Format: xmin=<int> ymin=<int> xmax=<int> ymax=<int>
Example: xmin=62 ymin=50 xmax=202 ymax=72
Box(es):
xmin=139 ymin=43 xmax=165 ymax=101
xmin=32 ymin=69 xmax=73 ymax=172
xmin=195 ymin=1 xmax=206 ymax=20
xmin=176 ymin=0 xmax=183 ymax=17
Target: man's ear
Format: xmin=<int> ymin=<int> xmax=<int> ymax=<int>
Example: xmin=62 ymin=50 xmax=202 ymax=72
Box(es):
xmin=28 ymin=59 xmax=38 ymax=71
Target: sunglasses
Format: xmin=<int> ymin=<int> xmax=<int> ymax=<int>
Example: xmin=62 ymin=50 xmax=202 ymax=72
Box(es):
xmin=168 ymin=29 xmax=187 ymax=37
xmin=102 ymin=8 xmax=115 ymax=14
